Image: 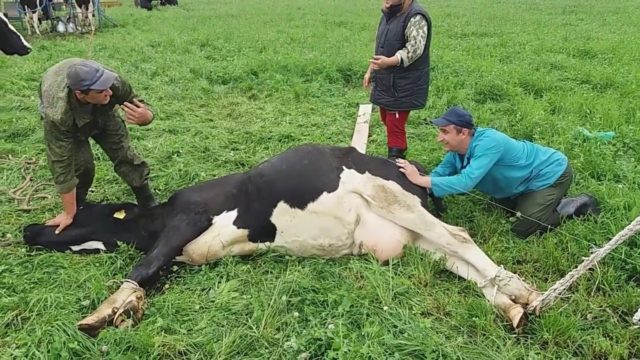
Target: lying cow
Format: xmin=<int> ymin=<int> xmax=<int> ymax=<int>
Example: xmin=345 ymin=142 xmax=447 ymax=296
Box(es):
xmin=23 ymin=144 xmax=540 ymax=337
xmin=0 ymin=13 xmax=32 ymax=55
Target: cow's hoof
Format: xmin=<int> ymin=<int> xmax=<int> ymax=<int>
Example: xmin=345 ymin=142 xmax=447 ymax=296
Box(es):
xmin=524 ymin=290 xmax=541 ymax=307
xmin=113 ymin=293 xmax=145 ymax=328
xmin=505 ymin=305 xmax=527 ymax=332
xmin=510 ymin=288 xmax=542 ymax=307
xmin=77 ymin=280 xmax=145 ymax=337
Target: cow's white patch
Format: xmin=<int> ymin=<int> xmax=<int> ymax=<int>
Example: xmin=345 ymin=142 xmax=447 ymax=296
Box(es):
xmin=269 ymin=169 xmax=418 ymax=261
xmin=176 ymin=209 xmax=258 ymax=265
xmin=70 ymin=241 xmax=107 ymax=252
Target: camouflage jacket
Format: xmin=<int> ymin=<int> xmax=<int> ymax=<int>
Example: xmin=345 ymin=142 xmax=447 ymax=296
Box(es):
xmin=39 ymin=58 xmax=153 ymax=193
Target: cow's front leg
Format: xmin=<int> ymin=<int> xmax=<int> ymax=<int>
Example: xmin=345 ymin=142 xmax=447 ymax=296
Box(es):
xmin=33 ymin=13 xmax=41 ymax=35
xmin=23 ymin=8 xmax=32 ymax=35
xmin=74 ymin=3 xmax=83 ymax=32
xmin=77 ymin=215 xmax=209 ymax=336
xmin=77 ymin=280 xmax=144 ymax=337
xmin=87 ymin=3 xmax=95 ymax=34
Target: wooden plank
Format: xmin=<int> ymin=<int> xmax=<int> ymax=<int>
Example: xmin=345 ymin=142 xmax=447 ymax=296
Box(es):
xmin=350 ymin=104 xmax=372 ymax=154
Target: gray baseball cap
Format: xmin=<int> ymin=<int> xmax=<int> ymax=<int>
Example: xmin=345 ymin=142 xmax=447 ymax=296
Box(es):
xmin=66 ymin=60 xmax=117 ymax=91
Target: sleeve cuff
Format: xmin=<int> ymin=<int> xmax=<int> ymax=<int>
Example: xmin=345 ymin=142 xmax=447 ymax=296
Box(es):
xmin=55 ymin=178 xmax=79 ymax=194
xmin=429 ymin=177 xmax=447 ymax=198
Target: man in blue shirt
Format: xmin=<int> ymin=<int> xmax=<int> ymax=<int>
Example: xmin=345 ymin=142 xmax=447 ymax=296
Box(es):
xmin=396 ymin=106 xmax=599 ymax=238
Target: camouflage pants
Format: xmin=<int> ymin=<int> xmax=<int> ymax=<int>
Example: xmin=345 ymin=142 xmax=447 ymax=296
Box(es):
xmin=72 ymin=114 xmax=150 ymax=202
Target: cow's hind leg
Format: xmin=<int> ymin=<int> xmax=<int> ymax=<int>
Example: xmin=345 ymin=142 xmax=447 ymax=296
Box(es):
xmin=424 ymin=247 xmax=530 ymax=329
xmin=77 ymin=214 xmax=210 ymax=337
xmin=412 ymin=226 xmax=538 ymax=330
xmin=416 ymin=224 xmax=540 ymax=306
xmin=352 ymin=178 xmax=538 ymax=329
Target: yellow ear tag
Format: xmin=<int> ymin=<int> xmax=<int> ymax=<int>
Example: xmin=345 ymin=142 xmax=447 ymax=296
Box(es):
xmin=113 ymin=209 xmax=126 ymax=219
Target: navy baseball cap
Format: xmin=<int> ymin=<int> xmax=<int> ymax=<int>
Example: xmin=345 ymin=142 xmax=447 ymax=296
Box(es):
xmin=66 ymin=60 xmax=117 ymax=91
xmin=431 ymin=106 xmax=475 ymax=129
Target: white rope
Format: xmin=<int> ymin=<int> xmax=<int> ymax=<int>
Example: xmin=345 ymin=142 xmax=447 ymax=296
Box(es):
xmin=527 ymin=215 xmax=640 ymax=314
xmin=478 ymin=265 xmax=503 ymax=304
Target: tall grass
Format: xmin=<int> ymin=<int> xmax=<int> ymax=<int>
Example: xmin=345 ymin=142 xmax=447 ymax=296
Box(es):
xmin=0 ymin=0 xmax=638 ymax=358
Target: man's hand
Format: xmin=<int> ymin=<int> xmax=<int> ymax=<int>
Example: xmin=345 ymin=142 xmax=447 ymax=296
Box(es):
xmin=369 ymin=55 xmax=399 ymax=70
xmin=396 ymin=159 xmax=431 ymax=188
xmin=46 ymin=212 xmax=75 ymax=234
xmin=122 ymin=99 xmax=153 ymax=126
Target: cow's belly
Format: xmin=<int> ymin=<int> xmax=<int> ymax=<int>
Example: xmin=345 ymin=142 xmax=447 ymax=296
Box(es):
xmin=268 ymin=191 xmax=362 ymax=257
xmin=269 ymin=186 xmax=413 ymax=261
xmin=354 ymin=207 xmax=415 ymax=262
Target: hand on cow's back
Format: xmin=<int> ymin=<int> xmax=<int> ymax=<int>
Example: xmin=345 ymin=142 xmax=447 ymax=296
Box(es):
xmin=46 ymin=212 xmax=74 ymax=234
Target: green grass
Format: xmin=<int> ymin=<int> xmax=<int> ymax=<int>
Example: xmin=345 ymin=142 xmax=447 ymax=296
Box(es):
xmin=1 ymin=0 xmax=639 ymax=358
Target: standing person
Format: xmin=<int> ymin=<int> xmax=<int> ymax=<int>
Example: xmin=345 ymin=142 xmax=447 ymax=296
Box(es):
xmin=395 ymin=106 xmax=600 ymax=238
xmin=39 ymin=58 xmax=157 ymax=234
xmin=363 ymin=0 xmax=432 ymax=159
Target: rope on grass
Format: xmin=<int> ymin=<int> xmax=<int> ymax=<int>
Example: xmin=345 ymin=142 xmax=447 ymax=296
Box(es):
xmin=527 ymin=215 xmax=640 ymax=316
xmin=1 ymin=155 xmax=53 ymax=210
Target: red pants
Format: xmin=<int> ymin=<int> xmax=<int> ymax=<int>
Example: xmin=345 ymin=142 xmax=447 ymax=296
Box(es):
xmin=379 ymin=107 xmax=410 ymax=149
xmin=380 ymin=107 xmax=410 ymax=150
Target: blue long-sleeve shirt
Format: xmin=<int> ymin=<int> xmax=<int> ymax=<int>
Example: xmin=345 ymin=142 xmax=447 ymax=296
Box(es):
xmin=430 ymin=128 xmax=568 ymax=199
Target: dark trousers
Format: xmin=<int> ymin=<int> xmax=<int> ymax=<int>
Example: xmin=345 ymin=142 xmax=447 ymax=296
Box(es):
xmin=496 ymin=164 xmax=573 ymax=239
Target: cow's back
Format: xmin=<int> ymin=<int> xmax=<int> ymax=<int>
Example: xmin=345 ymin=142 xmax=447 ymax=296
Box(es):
xmin=247 ymin=145 xmax=431 ymax=206
xmin=230 ymin=144 xmax=432 ymax=244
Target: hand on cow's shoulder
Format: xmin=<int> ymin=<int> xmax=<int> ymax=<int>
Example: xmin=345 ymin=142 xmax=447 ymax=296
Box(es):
xmin=46 ymin=211 xmax=75 ymax=234
xmin=396 ymin=159 xmax=431 ymax=188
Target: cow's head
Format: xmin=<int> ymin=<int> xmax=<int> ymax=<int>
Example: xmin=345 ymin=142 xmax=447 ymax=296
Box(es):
xmin=0 ymin=13 xmax=32 ymax=56
xmin=23 ymin=202 xmax=160 ymax=254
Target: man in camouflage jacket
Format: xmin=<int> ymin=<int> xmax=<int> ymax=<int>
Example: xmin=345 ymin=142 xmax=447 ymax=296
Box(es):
xmin=39 ymin=58 xmax=157 ymax=234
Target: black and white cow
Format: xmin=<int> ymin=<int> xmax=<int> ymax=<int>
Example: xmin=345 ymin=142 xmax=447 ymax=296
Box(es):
xmin=135 ymin=0 xmax=177 ymax=11
xmin=24 ymin=144 xmax=540 ymax=337
xmin=0 ymin=13 xmax=32 ymax=55
xmin=73 ymin=0 xmax=94 ymax=34
xmin=19 ymin=0 xmax=47 ymax=36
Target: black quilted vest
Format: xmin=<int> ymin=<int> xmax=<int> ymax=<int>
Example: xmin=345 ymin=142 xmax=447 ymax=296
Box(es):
xmin=371 ymin=2 xmax=432 ymax=111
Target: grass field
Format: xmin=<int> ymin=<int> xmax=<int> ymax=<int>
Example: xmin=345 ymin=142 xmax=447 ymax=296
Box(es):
xmin=1 ymin=0 xmax=639 ymax=358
